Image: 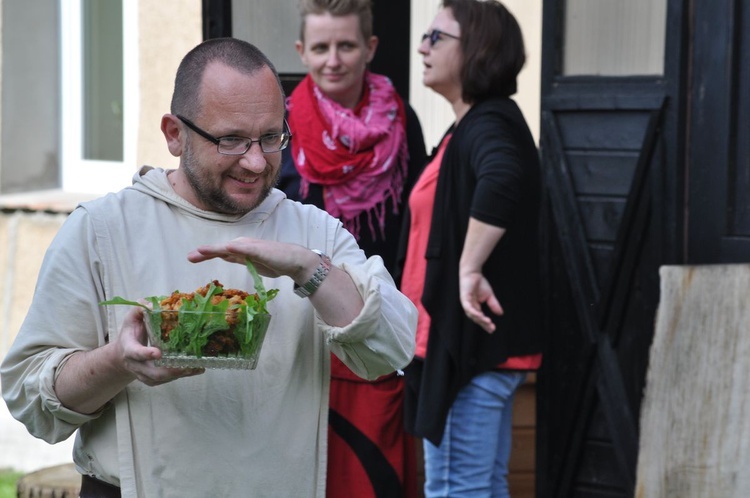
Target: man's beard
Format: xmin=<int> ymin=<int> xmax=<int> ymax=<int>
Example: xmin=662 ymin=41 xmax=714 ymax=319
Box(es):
xmin=181 ymin=143 xmax=277 ymax=215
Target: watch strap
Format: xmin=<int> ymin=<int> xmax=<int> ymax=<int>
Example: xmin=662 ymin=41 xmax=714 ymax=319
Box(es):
xmin=293 ymin=249 xmax=332 ymax=298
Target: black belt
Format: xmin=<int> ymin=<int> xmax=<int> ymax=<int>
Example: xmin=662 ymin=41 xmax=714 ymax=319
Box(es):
xmin=80 ymin=475 xmax=122 ymax=498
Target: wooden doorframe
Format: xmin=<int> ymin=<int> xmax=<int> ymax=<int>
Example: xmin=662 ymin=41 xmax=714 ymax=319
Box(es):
xmin=202 ymin=0 xmax=232 ymax=39
xmin=201 ymin=0 xmax=412 ymax=100
xmin=685 ymin=0 xmax=750 ymax=264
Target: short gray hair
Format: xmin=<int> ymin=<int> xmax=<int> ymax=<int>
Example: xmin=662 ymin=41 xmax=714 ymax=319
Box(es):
xmin=170 ymin=38 xmax=284 ymax=119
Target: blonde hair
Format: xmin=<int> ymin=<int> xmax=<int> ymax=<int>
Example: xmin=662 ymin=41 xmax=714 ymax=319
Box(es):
xmin=298 ymin=0 xmax=373 ymax=42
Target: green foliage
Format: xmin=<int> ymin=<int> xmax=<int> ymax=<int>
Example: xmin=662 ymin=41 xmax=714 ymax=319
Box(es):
xmin=0 ymin=469 xmax=23 ymax=498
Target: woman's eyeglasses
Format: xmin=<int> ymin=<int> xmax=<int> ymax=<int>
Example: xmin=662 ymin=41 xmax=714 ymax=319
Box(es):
xmin=422 ymin=29 xmax=460 ymax=47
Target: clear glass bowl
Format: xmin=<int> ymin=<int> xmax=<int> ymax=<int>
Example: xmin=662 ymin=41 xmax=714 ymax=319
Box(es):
xmin=143 ymin=309 xmax=271 ymax=370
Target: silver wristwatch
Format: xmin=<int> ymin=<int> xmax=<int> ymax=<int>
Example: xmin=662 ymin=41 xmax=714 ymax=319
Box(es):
xmin=293 ymin=249 xmax=332 ymax=298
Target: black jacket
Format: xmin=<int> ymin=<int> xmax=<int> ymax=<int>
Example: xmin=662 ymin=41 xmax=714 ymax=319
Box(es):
xmin=397 ymin=97 xmax=544 ymax=445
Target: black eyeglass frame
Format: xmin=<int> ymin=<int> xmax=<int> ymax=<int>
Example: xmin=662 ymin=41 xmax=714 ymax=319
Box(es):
xmin=175 ymin=115 xmax=292 ymax=155
xmin=422 ymin=29 xmax=460 ymax=47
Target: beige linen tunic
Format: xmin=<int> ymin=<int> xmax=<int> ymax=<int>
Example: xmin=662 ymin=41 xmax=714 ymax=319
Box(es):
xmin=1 ymin=167 xmax=416 ymax=497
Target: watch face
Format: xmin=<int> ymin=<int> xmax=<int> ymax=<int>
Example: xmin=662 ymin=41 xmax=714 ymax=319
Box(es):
xmin=311 ymin=250 xmax=332 ymax=268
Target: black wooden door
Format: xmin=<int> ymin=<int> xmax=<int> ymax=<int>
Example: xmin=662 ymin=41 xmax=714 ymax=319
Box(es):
xmin=536 ymin=0 xmax=687 ymax=496
xmin=687 ymin=0 xmax=750 ymax=264
xmin=537 ymin=85 xmax=669 ymax=498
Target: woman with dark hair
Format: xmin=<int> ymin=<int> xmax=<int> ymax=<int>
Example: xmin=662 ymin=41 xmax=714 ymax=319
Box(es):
xmin=397 ymin=1 xmax=543 ymax=496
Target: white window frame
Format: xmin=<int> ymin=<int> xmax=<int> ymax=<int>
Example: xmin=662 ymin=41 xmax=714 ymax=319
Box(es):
xmin=60 ymin=0 xmax=139 ymax=195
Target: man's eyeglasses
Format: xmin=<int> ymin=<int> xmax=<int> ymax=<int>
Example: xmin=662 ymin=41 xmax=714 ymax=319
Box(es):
xmin=176 ymin=115 xmax=292 ymax=155
xmin=422 ymin=29 xmax=460 ymax=47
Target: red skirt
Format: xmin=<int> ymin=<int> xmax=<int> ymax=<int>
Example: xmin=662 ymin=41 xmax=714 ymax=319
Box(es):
xmin=326 ymin=354 xmax=418 ymax=498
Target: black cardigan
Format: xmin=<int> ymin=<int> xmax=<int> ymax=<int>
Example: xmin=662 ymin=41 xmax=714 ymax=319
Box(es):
xmin=398 ymin=97 xmax=544 ymax=445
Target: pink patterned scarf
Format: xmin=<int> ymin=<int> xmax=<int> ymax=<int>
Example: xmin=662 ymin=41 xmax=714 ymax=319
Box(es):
xmin=286 ymin=72 xmax=408 ymax=240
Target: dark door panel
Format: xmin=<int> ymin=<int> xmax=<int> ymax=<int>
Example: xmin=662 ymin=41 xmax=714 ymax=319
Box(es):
xmin=687 ymin=0 xmax=750 ymax=263
xmin=539 ymin=98 xmax=667 ymax=496
xmin=539 ymin=0 xmax=750 ymax=495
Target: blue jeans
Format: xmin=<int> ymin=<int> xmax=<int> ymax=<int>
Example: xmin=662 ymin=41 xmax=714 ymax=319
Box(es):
xmin=423 ymin=370 xmax=527 ymax=498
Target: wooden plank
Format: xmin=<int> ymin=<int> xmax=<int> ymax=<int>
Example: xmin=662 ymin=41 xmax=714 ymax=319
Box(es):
xmin=556 ymin=111 xmax=651 ymax=151
xmin=588 ymin=243 xmax=615 ymax=287
xmin=513 ymin=382 xmax=537 ymax=427
xmin=731 ymin=2 xmax=750 ymax=235
xmin=573 ymin=488 xmax=630 ymax=498
xmin=16 ymin=464 xmax=80 ymax=498
xmin=636 ymin=265 xmax=750 ymax=497
xmin=575 ymin=440 xmax=630 ymax=490
xmin=597 ymin=103 xmax=665 ymax=335
xmin=686 ymin=0 xmax=741 ymax=263
xmin=594 ymin=341 xmax=637 ymax=489
xmin=578 ymin=198 xmax=627 ymax=243
xmin=510 ymin=427 xmax=536 ymax=472
xmin=567 ymin=151 xmax=638 ymax=196
xmin=585 ymin=405 xmax=613 ymax=442
xmin=541 ymin=111 xmax=601 ymax=340
xmin=508 ymin=472 xmax=535 ymax=498
xmin=542 ymin=85 xmax=667 ymax=111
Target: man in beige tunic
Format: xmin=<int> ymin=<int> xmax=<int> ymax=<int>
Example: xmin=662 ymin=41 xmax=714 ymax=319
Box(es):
xmin=1 ymin=38 xmax=416 ymax=498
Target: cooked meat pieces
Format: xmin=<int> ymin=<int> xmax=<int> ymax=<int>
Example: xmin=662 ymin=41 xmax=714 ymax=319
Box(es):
xmin=158 ymin=281 xmax=253 ymax=354
xmin=203 ymin=330 xmax=241 ymax=356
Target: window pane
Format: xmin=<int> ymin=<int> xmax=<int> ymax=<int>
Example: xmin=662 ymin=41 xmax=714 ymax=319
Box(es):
xmin=563 ymin=0 xmax=667 ymax=76
xmin=82 ymin=0 xmax=123 ymax=160
xmin=231 ymin=0 xmax=306 ymax=74
xmin=1 ymin=0 xmax=59 ymax=193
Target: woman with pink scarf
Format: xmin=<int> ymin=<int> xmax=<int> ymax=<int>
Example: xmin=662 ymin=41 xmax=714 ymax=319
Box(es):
xmin=279 ymin=1 xmax=427 ymax=497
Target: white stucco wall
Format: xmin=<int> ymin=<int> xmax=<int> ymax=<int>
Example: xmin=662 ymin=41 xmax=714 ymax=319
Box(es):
xmin=0 ymin=212 xmax=75 ymax=473
xmin=136 ymin=1 xmax=202 ymax=171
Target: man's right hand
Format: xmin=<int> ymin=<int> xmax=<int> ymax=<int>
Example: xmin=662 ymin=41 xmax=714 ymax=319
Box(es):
xmin=54 ymin=307 xmax=204 ymax=415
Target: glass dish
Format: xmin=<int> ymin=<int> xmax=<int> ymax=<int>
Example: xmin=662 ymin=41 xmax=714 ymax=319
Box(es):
xmin=143 ymin=309 xmax=271 ymax=370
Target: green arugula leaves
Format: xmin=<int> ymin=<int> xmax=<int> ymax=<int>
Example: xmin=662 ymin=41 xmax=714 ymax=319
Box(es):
xmin=100 ymin=260 xmax=277 ymax=358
